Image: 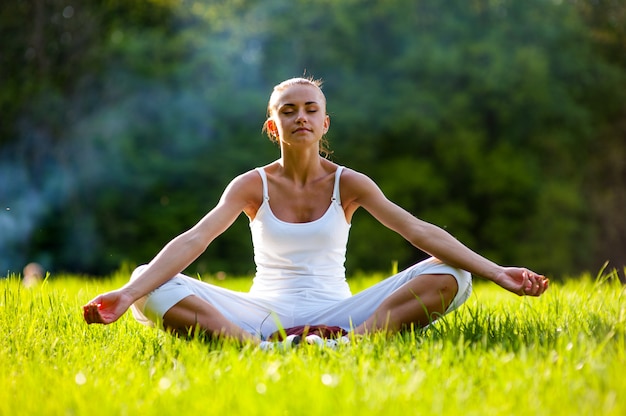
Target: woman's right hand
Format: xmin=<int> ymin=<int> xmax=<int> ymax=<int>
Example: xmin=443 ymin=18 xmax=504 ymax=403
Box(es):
xmin=83 ymin=289 xmax=135 ymax=325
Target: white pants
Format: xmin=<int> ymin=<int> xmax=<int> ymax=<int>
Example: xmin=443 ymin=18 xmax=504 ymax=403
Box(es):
xmin=130 ymin=257 xmax=472 ymax=339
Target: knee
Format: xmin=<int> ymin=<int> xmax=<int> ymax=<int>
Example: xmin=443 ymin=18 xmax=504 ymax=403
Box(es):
xmin=435 ymin=274 xmax=458 ymax=303
xmin=420 ymin=274 xmax=458 ymax=310
xmin=438 ymin=274 xmax=458 ymax=297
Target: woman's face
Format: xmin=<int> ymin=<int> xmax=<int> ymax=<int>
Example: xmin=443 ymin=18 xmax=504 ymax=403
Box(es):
xmin=267 ymin=84 xmax=330 ymax=149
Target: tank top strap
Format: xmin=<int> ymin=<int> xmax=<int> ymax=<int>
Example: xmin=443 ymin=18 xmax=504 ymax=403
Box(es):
xmin=257 ymin=166 xmax=343 ymax=203
xmin=255 ymin=167 xmax=270 ymax=201
xmin=332 ymin=166 xmax=344 ymax=204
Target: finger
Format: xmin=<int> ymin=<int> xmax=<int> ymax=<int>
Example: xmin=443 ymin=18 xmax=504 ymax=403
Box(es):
xmin=532 ymin=277 xmax=543 ymax=296
xmin=84 ymin=303 xmax=103 ymax=324
xmin=83 ymin=305 xmax=89 ymax=323
xmin=530 ymin=276 xmax=549 ymax=296
xmin=533 ymin=276 xmax=547 ymax=294
xmin=532 ymin=282 xmax=541 ymax=296
xmin=92 ymin=304 xmax=104 ymax=324
xmin=521 ymin=270 xmax=532 ymax=296
xmin=84 ymin=304 xmax=96 ymax=323
xmin=523 ymin=271 xmax=544 ymax=296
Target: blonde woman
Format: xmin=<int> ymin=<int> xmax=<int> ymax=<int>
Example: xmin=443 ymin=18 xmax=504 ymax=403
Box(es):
xmin=84 ymin=77 xmax=548 ymax=347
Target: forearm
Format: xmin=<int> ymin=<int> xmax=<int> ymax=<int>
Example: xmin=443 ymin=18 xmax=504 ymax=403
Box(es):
xmin=121 ymin=232 xmax=209 ymax=302
xmin=412 ymin=223 xmax=503 ymax=281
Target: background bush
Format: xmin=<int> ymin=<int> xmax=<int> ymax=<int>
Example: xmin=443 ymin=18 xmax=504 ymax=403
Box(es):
xmin=1 ymin=0 xmax=624 ymax=278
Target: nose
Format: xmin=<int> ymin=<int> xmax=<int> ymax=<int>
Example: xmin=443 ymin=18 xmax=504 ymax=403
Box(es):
xmin=295 ymin=109 xmax=307 ymax=123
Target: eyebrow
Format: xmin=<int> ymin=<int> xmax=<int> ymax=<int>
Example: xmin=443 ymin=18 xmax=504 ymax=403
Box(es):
xmin=280 ymin=101 xmax=320 ymax=107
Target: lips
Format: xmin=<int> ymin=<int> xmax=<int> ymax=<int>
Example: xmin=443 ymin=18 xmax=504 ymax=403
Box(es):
xmin=293 ymin=127 xmax=311 ymax=133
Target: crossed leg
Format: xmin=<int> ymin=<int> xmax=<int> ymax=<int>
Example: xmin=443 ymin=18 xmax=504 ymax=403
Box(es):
xmin=162 ymin=295 xmax=259 ymax=343
xmin=352 ymin=273 xmax=458 ymax=335
xmin=156 ymin=273 xmax=459 ymax=342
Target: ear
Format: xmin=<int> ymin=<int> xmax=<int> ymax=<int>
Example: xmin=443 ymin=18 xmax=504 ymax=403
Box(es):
xmin=266 ymin=119 xmax=278 ymax=137
xmin=323 ymin=114 xmax=330 ymax=134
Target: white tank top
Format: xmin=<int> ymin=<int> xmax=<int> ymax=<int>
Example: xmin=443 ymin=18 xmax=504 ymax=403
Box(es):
xmin=249 ymin=166 xmax=352 ymax=300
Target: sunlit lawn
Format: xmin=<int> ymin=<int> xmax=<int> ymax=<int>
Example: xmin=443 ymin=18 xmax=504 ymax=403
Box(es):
xmin=1 ymin=268 xmax=624 ymax=415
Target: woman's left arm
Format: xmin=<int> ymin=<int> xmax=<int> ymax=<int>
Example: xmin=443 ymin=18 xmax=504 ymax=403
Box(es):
xmin=343 ymin=170 xmax=549 ymax=297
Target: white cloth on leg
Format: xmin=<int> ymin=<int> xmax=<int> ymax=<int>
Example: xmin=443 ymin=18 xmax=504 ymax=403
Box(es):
xmin=130 ymin=257 xmax=471 ymax=339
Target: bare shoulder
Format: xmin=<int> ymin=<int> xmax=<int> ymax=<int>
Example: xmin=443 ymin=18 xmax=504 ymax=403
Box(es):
xmin=220 ymin=168 xmax=265 ymax=219
xmin=339 ymin=167 xmax=414 ymax=230
xmin=339 ymin=167 xmax=382 ymax=196
xmin=338 ymin=167 xmax=387 ymax=221
xmin=227 ymin=169 xmax=262 ymax=190
xmin=222 ymin=169 xmax=262 ymax=200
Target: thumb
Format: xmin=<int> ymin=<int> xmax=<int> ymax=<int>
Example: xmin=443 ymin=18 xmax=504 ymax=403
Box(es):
xmin=520 ymin=270 xmax=532 ymax=295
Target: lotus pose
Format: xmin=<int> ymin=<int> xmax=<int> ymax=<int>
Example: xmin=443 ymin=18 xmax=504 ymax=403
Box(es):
xmin=83 ymin=77 xmax=549 ymax=345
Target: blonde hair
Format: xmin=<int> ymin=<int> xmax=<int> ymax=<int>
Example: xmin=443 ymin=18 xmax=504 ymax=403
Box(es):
xmin=262 ymin=77 xmax=332 ymax=157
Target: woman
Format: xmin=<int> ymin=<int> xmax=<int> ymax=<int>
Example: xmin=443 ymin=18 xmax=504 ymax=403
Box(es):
xmin=83 ymin=77 xmax=549 ymax=346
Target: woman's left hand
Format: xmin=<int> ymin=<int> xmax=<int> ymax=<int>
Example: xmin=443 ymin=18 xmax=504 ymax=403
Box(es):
xmin=492 ymin=267 xmax=549 ymax=297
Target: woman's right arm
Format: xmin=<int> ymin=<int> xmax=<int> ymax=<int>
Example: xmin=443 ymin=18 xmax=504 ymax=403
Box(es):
xmin=83 ymin=171 xmax=260 ymax=324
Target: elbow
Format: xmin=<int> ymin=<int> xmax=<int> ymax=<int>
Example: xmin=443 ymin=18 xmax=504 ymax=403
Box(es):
xmin=189 ymin=233 xmax=212 ymax=253
xmin=407 ymin=222 xmax=452 ymax=250
xmin=173 ymin=230 xmax=211 ymax=255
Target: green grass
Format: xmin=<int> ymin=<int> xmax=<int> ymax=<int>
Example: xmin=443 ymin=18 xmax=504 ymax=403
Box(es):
xmin=1 ymin=268 xmax=625 ymax=415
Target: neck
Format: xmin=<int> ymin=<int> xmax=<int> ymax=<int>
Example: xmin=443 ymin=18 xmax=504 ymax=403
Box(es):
xmin=277 ymin=147 xmax=326 ymax=185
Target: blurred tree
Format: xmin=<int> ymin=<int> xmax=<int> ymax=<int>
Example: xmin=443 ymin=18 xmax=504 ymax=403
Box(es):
xmin=1 ymin=0 xmax=624 ymax=278
xmin=574 ymin=0 xmax=626 ymax=278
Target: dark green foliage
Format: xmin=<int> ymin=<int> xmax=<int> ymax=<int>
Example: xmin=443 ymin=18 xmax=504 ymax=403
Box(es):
xmin=1 ymin=0 xmax=624 ymax=277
